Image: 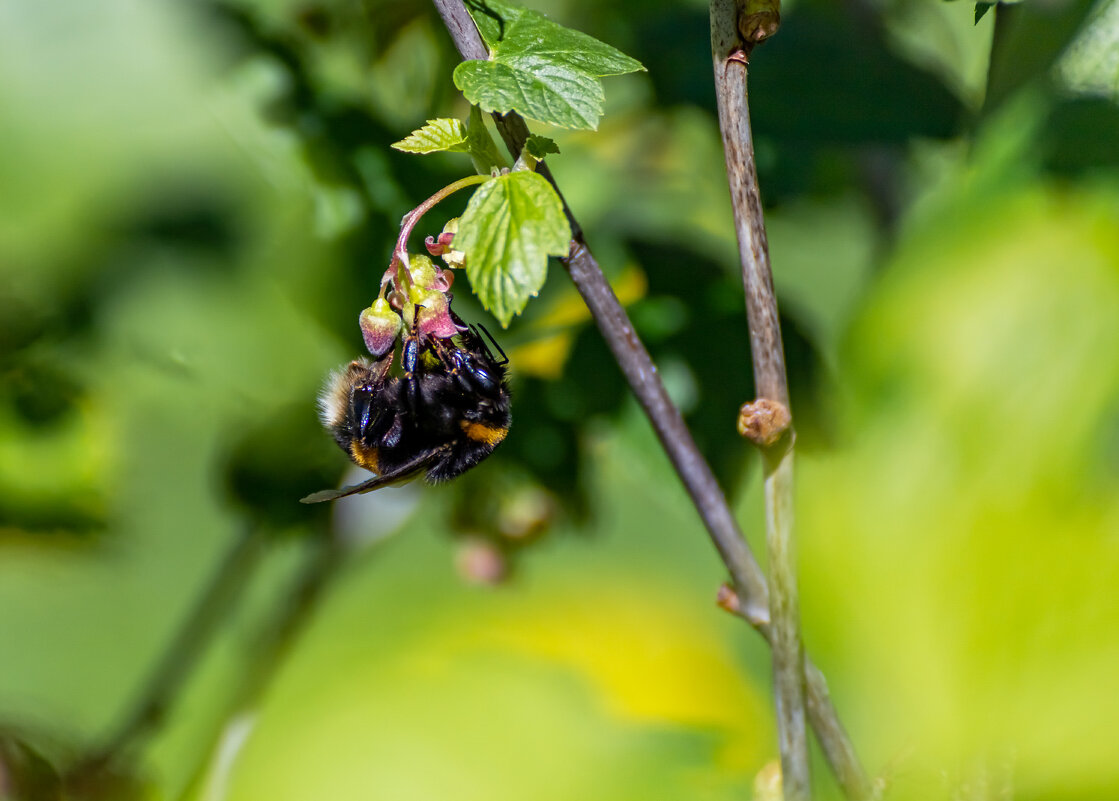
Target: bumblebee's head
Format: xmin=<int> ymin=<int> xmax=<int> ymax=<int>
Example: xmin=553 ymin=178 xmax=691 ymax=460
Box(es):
xmin=317 ymin=358 xmax=391 ymax=449
xmin=441 ymin=330 xmax=511 ymax=443
xmin=452 ymin=348 xmax=504 ymax=399
xmin=450 ymin=325 xmax=508 ymax=398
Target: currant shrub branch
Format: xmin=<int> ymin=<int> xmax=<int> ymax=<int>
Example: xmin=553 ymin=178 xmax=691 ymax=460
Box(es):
xmin=434 ymin=1 xmax=871 ymax=798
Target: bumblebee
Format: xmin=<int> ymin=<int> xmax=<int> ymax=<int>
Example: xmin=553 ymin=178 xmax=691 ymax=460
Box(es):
xmin=301 ymin=323 xmax=511 ymax=503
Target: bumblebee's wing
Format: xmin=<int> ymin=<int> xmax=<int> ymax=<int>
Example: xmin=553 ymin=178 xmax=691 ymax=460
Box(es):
xmin=299 ymin=445 xmax=450 ymax=504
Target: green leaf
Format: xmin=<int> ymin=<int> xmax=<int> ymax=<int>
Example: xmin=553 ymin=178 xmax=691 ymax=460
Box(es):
xmin=972 ymin=0 xmax=1017 ymax=24
xmin=512 ymin=135 xmax=561 ymax=174
xmin=524 ymin=134 xmax=560 ymax=159
xmin=465 ymin=105 xmax=508 ymax=175
xmin=465 ymin=0 xmax=526 ymax=49
xmin=455 ymin=61 xmax=605 ymax=130
xmin=457 ymin=171 xmax=572 ymax=326
xmin=391 ymin=118 xmax=470 ymax=154
xmin=455 ymin=0 xmax=645 ymax=130
xmin=983 ymin=0 xmax=1095 ymax=110
xmin=390 ymin=111 xmax=508 ymax=175
xmin=1057 ymin=0 xmax=1119 ymax=101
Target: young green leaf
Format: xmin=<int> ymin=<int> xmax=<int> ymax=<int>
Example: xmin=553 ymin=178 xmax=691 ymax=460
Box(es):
xmin=512 ymin=134 xmax=561 ymax=173
xmin=524 ymin=134 xmax=560 ymax=159
xmin=455 ymin=0 xmax=645 ymax=130
xmin=391 ymin=110 xmax=508 ymax=175
xmin=456 ymin=171 xmax=572 ymax=326
xmin=391 ymin=118 xmax=470 ymax=154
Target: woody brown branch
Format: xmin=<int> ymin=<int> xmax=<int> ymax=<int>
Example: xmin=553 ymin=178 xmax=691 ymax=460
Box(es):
xmin=432 ymin=1 xmax=871 ymax=798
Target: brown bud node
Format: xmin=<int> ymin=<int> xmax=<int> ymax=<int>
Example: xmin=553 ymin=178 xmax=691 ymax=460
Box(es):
xmin=716 ymin=582 xmax=742 ymax=615
xmin=738 ymin=11 xmax=781 ymax=44
xmin=737 ymin=398 xmax=791 ymax=447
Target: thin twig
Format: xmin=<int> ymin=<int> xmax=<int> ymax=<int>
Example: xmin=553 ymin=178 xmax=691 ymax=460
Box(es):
xmin=431 ymin=0 xmax=770 ymax=623
xmin=69 ymin=524 xmax=265 ymax=778
xmin=431 ymin=1 xmax=871 ymax=797
xmin=175 ymin=534 xmax=347 ymax=801
xmin=721 ymin=586 xmax=874 ymax=799
xmin=709 ymin=0 xmax=809 ymax=796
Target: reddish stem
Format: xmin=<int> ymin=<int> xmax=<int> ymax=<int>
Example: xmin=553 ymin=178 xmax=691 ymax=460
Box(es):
xmin=388 ymin=174 xmax=490 ymax=288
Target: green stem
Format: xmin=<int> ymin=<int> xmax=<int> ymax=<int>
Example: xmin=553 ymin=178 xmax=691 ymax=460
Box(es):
xmin=710 ymin=0 xmax=809 ymax=796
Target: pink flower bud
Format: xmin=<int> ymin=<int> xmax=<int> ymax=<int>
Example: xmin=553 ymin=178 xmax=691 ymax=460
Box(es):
xmin=359 ymin=298 xmax=402 ymax=357
xmin=410 ymin=288 xmax=459 ymax=339
xmin=424 ymin=230 xmax=456 ymax=256
xmin=429 ymin=268 xmax=453 ymax=293
xmin=426 ymin=219 xmax=465 ymax=268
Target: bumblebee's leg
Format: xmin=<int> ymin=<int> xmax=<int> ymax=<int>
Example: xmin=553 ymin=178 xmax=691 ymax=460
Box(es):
xmin=402 ymin=331 xmax=421 ymax=413
xmin=373 ymin=352 xmax=395 ymax=384
xmin=448 ymin=308 xmax=469 ymax=331
xmin=349 ymin=385 xmax=370 ymax=438
xmin=424 ymin=440 xmax=496 ymax=483
xmin=423 ymin=448 xmax=462 ymax=483
xmin=350 ymin=377 xmax=404 ymax=446
xmin=426 ymin=334 xmax=459 ymax=373
xmin=360 ymin=404 xmax=403 ymax=448
xmin=301 ymin=443 xmax=452 ymax=503
xmin=473 ymin=323 xmax=508 ymax=366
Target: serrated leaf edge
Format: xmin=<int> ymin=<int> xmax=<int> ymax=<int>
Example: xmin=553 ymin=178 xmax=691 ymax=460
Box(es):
xmin=391 ymin=118 xmax=470 ymax=154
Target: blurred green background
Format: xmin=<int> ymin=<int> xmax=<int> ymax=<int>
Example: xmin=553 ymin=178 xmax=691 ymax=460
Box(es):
xmin=2 ymin=0 xmax=1118 ymax=799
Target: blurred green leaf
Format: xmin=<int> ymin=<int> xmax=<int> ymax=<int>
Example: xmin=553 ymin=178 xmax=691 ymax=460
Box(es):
xmin=801 ymin=177 xmax=1119 ymax=799
xmin=1042 ymin=96 xmax=1119 ymax=175
xmin=1057 ymin=0 xmax=1119 ymax=101
xmin=749 ymin=9 xmax=964 ymax=143
xmin=222 ymin=406 xmax=339 ymax=530
xmin=366 ymin=17 xmax=443 ymax=128
xmin=219 ymin=517 xmax=770 ymax=801
xmin=458 ymin=171 xmax=572 ymax=326
xmin=984 ymin=0 xmax=1099 ymax=111
xmin=0 ymin=734 xmax=62 ymax=801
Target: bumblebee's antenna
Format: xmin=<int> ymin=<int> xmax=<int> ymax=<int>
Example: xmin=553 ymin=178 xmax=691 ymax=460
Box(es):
xmin=473 ymin=324 xmax=508 ymax=366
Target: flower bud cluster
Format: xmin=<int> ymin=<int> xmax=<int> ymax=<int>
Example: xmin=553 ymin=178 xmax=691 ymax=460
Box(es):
xmin=360 ymin=221 xmax=465 ymax=356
